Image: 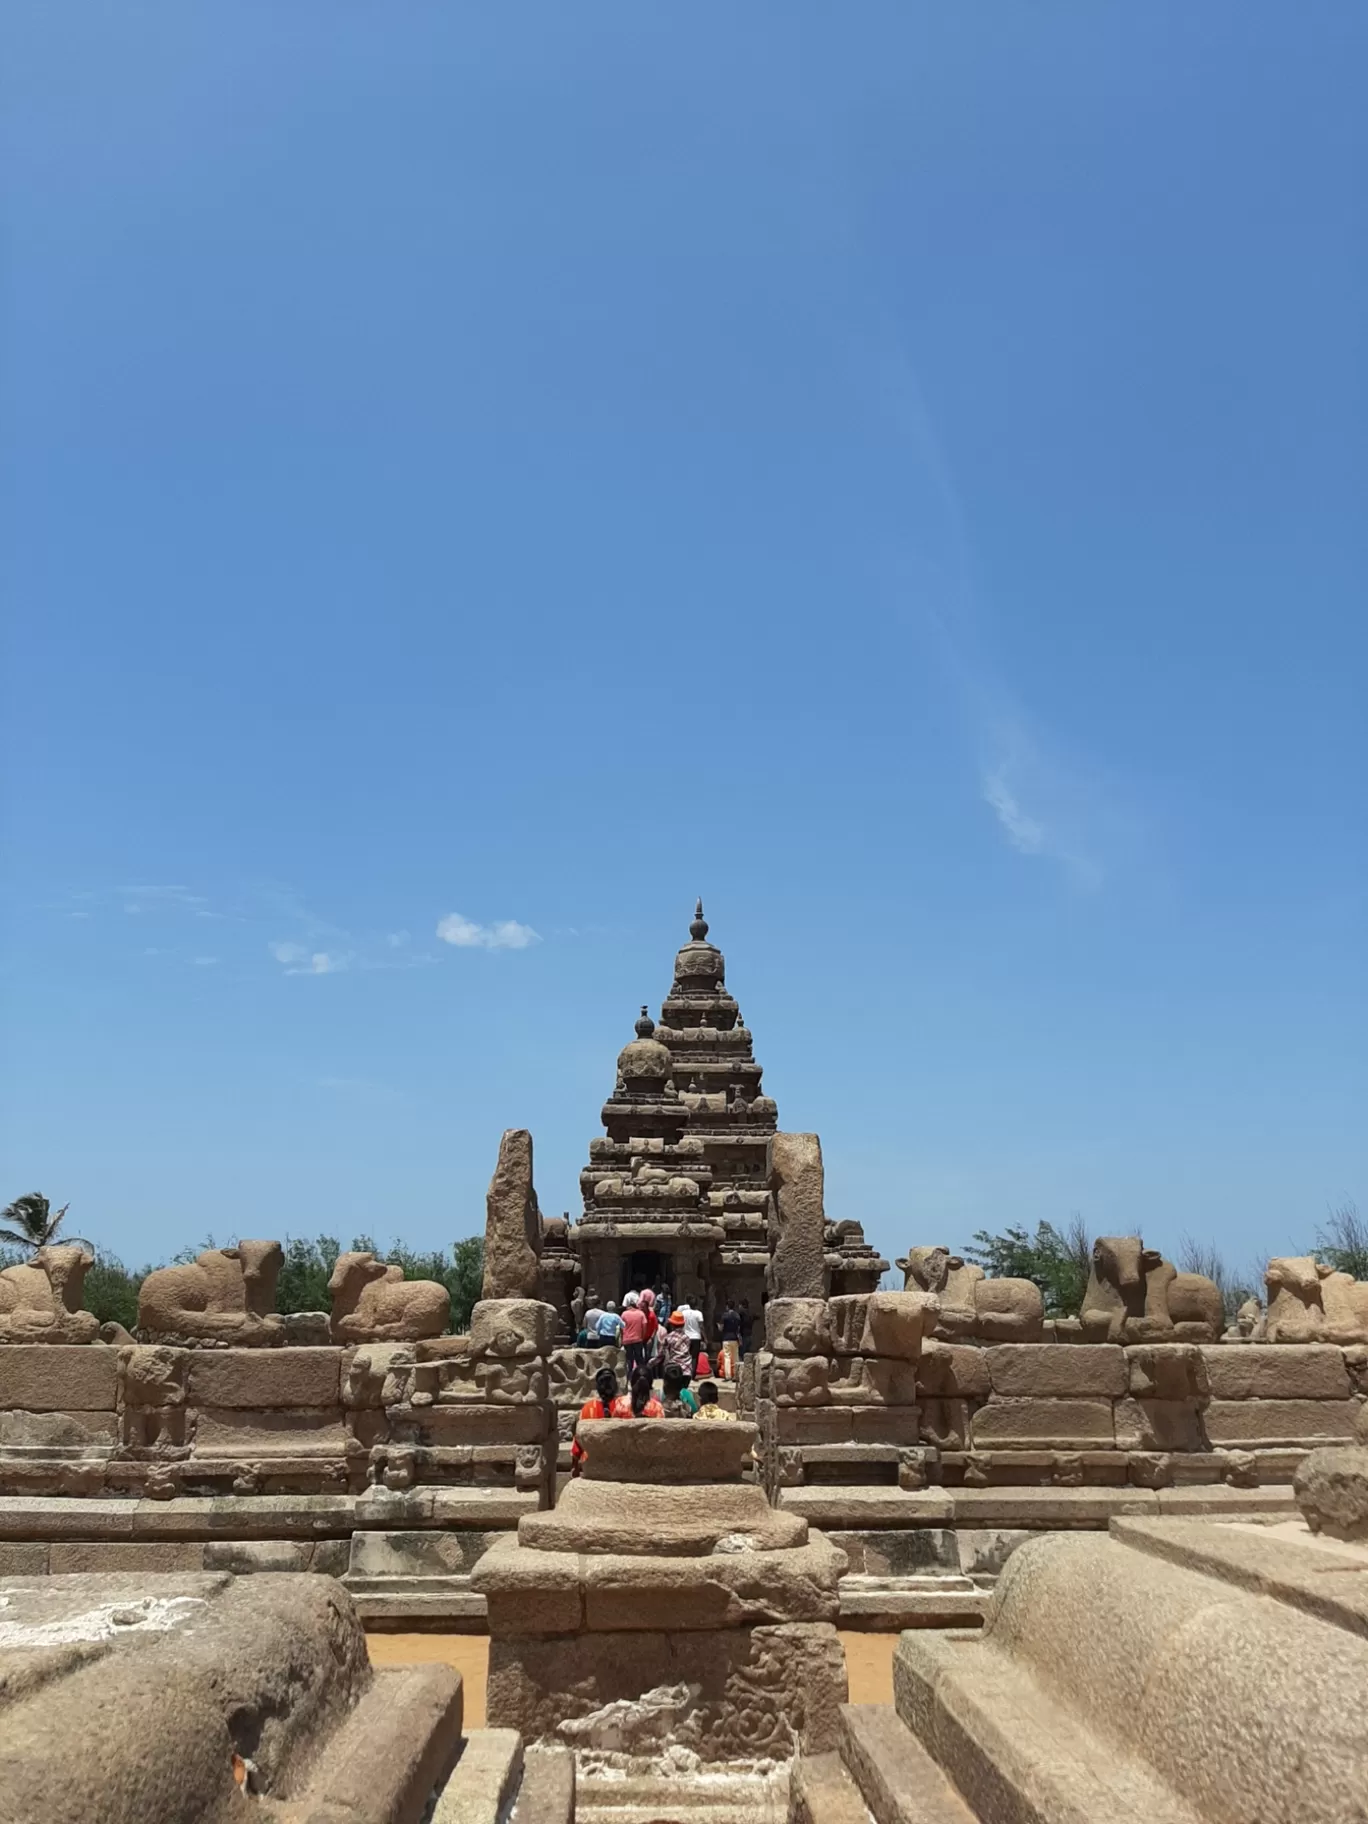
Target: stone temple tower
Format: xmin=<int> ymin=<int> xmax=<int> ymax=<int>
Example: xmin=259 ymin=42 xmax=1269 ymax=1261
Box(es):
xmin=568 ymin=901 xmax=885 ymax=1325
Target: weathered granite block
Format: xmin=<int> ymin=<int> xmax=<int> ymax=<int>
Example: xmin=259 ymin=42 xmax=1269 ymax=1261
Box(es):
xmin=987 ymin=1344 xmax=1126 ymax=1399
xmin=119 ymin=1346 xmax=188 ymax=1407
xmin=0 ymin=1410 xmax=119 ymax=1451
xmin=917 ymin=1342 xmax=992 ymax=1401
xmin=0 ymin=1345 xmax=117 ymax=1412
xmin=186 ymin=1348 xmax=342 ymax=1410
xmin=970 ymin=1398 xmax=1116 ymax=1451
xmin=192 ymin=1407 xmax=349 ymax=1456
xmin=1204 ymin=1398 xmax=1360 ymax=1448
xmin=1201 ymin=1344 xmax=1351 ymax=1402
xmin=469 ymin=1299 xmax=557 ymax=1360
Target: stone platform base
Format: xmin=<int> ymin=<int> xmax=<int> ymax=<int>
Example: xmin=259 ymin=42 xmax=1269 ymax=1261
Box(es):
xmin=488 ymin=1622 xmax=847 ymax=1761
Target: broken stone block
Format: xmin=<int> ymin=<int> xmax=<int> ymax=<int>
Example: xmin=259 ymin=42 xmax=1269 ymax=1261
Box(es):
xmin=827 ymin=1295 xmax=870 ymax=1355
xmin=772 ymin=1356 xmax=832 ymax=1407
xmin=766 ymin=1298 xmax=831 ymax=1357
xmin=1126 ymin=1344 xmax=1208 ymax=1401
xmin=469 ymin=1299 xmax=557 ymax=1361
xmin=861 ymin=1292 xmax=937 ymax=1361
xmin=1294 ymin=1444 xmax=1368 ymax=1542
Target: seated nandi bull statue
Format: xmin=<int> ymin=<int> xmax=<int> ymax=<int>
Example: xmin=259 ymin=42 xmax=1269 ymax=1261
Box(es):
xmin=1266 ymin=1256 xmax=1368 ymax=1345
xmin=327 ymin=1250 xmax=450 ymax=1343
xmin=1081 ymin=1236 xmax=1223 ymax=1343
xmin=138 ymin=1240 xmax=284 ymax=1346
xmin=0 ymin=1245 xmax=100 ymax=1343
xmin=899 ymin=1245 xmax=1044 ymax=1343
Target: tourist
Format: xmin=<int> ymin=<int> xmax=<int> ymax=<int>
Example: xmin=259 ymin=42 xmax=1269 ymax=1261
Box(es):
xmin=656 ymin=1284 xmax=672 ymax=1327
xmin=676 ymin=1369 xmax=700 ymax=1416
xmin=661 ymin=1308 xmax=692 ymax=1377
xmin=611 ymin=1363 xmax=663 ymax=1418
xmin=659 ymin=1363 xmax=693 ymax=1418
xmin=620 ymin=1289 xmax=655 ymax=1380
xmin=695 ymin=1380 xmax=737 ymax=1422
xmin=738 ymin=1298 xmax=754 ymax=1360
xmin=681 ymin=1297 xmax=704 ymax=1373
xmin=594 ymin=1300 xmax=624 ymax=1348
xmin=581 ymin=1299 xmax=607 ymax=1347
xmin=569 ymin=1364 xmax=619 ymax=1474
xmin=719 ymin=1300 xmax=741 ymax=1379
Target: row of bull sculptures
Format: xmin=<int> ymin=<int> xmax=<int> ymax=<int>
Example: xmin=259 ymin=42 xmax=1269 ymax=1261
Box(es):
xmin=0 ymin=1242 xmax=452 ymax=1346
xmin=898 ymin=1237 xmax=1368 ymax=1347
xmin=4 ymin=1232 xmax=1367 ymax=1349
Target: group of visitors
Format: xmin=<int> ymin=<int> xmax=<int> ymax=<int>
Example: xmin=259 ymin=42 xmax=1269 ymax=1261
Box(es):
xmin=568 ymin=1360 xmax=738 ymax=1474
xmin=575 ymin=1284 xmax=755 ymax=1381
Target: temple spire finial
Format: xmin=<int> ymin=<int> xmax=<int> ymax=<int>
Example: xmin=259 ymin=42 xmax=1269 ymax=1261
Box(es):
xmin=690 ymin=898 xmax=709 ymax=941
xmin=634 ymin=1004 xmax=654 ymax=1038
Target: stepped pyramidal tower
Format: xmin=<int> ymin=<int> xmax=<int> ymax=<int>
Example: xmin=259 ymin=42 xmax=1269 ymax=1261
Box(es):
xmin=561 ymin=901 xmax=886 ymax=1333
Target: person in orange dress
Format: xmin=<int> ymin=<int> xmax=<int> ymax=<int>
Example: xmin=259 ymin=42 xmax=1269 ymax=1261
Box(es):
xmin=570 ymin=1363 xmax=620 ymax=1475
xmin=610 ymin=1363 xmax=664 ymax=1418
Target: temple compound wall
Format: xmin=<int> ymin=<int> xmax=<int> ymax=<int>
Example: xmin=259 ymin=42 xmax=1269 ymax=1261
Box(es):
xmin=752 ymin=1130 xmax=1368 ymax=1628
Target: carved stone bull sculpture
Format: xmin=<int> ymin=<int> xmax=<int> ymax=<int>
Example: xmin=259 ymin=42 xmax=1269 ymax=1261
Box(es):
xmin=899 ymin=1245 xmax=1044 ymax=1344
xmin=1081 ymin=1237 xmax=1174 ymax=1343
xmin=0 ymin=1245 xmax=100 ymax=1343
xmin=327 ymin=1250 xmax=450 ymax=1343
xmin=1266 ymin=1256 xmax=1368 ymax=1345
xmin=138 ymin=1240 xmax=284 ymax=1346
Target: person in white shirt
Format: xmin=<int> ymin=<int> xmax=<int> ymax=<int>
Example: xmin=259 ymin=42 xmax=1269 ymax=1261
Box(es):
xmin=680 ymin=1300 xmax=704 ymax=1371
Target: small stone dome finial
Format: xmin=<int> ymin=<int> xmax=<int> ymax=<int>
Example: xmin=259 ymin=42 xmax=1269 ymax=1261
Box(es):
xmin=690 ymin=898 xmax=709 ymax=941
xmin=634 ymin=1005 xmax=654 ymax=1038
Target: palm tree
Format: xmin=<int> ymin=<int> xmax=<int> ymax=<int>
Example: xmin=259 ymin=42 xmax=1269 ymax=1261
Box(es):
xmin=0 ymin=1193 xmax=90 ymax=1256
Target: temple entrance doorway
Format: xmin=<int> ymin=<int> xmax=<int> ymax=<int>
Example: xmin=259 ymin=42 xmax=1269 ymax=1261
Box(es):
xmin=622 ymin=1249 xmax=667 ymax=1299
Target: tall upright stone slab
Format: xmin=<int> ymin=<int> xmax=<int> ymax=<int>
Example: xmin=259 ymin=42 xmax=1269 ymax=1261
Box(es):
xmin=768 ymin=1132 xmax=827 ymax=1299
xmin=483 ymin=1129 xmax=542 ymax=1301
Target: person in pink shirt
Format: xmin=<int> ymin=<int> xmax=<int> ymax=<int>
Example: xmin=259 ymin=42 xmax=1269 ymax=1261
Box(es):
xmin=621 ymin=1292 xmax=656 ymax=1380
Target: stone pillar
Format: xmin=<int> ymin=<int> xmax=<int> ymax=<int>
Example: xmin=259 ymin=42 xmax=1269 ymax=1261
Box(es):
xmin=767 ymin=1133 xmax=827 ymax=1299
xmin=483 ymin=1129 xmax=542 ymax=1301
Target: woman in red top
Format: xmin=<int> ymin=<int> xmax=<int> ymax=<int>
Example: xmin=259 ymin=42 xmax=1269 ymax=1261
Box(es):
xmin=621 ymin=1289 xmax=659 ymax=1380
xmin=570 ymin=1363 xmax=620 ymax=1475
xmin=610 ymin=1364 xmax=663 ymax=1419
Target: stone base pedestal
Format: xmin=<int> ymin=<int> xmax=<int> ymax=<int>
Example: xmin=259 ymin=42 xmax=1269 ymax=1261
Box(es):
xmin=488 ymin=1621 xmax=846 ymax=1762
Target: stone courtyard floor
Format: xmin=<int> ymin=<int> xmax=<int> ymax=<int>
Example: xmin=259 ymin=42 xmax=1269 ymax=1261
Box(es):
xmin=365 ymin=1629 xmax=901 ymax=1729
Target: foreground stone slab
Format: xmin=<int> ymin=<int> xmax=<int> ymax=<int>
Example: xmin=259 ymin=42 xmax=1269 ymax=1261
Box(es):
xmin=880 ymin=1517 xmax=1368 ymax=1822
xmin=0 ymin=1570 xmax=461 ymax=1824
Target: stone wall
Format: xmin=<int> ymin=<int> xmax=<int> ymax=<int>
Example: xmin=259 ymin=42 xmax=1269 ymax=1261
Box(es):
xmin=755 ymin=1329 xmax=1366 ymax=1499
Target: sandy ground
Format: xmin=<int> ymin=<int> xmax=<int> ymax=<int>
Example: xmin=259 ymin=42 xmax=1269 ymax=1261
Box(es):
xmin=366 ymin=1630 xmax=898 ymax=1729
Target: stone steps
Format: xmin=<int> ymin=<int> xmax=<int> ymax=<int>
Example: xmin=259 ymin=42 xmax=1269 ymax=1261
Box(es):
xmin=893 ymin=1631 xmax=1202 ymax=1824
xmin=278 ymin=1661 xmax=465 ymax=1823
xmin=837 ymin=1705 xmax=974 ymax=1824
xmin=837 ymin=1575 xmax=988 ymax=1631
xmin=572 ymin=1766 xmax=790 ymax=1824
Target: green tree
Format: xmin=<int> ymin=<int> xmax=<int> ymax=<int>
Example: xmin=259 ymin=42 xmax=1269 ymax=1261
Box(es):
xmin=964 ymin=1215 xmax=1092 ymax=1317
xmin=1 ymin=1193 xmax=89 ymax=1255
xmin=1313 ymin=1200 xmax=1368 ymax=1280
xmin=275 ymin=1235 xmax=343 ymax=1315
xmin=80 ymin=1253 xmax=149 ymax=1331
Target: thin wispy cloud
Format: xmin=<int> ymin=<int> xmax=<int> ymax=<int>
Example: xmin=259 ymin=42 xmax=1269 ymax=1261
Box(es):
xmin=270 ymin=940 xmax=349 ymax=975
xmin=436 ymin=913 xmax=541 ymax=951
xmin=386 ymin=930 xmax=411 ymax=948
xmin=872 ymin=334 xmax=1145 ymax=892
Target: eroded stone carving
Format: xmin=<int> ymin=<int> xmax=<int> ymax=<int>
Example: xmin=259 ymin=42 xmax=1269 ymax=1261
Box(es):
xmin=138 ymin=1242 xmax=284 ymax=1347
xmin=326 ymin=1251 xmax=450 ymax=1343
xmin=1266 ymin=1256 xmax=1368 ymax=1345
xmin=483 ymin=1128 xmax=542 ymax=1300
xmin=900 ymin=1246 xmax=1044 ymax=1344
xmin=0 ymin=1245 xmax=99 ymax=1344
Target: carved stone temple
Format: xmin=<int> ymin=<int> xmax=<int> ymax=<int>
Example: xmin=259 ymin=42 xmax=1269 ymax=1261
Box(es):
xmin=551 ymin=902 xmax=888 ymax=1330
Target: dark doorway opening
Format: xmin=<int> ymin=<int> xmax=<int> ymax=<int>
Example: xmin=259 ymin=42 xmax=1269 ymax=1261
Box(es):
xmin=623 ymin=1249 xmax=667 ymax=1299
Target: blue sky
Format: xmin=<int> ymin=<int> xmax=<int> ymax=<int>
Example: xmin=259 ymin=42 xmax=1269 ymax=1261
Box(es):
xmin=2 ymin=5 xmax=1364 ymax=1279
